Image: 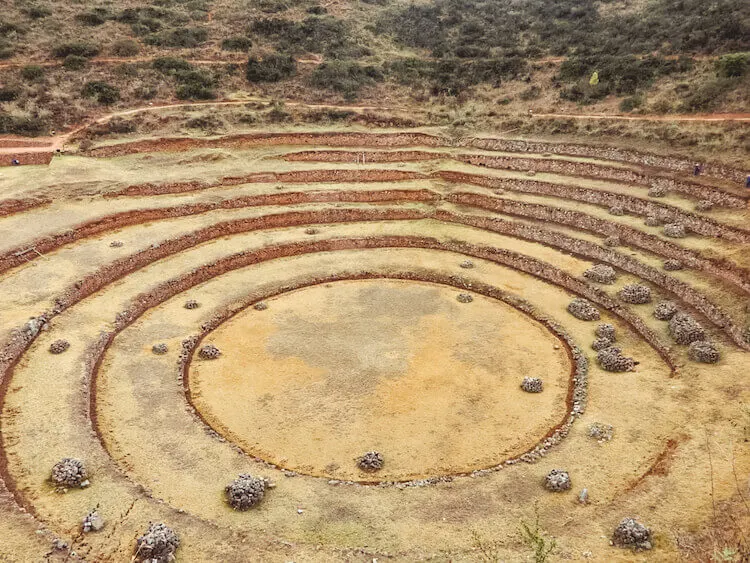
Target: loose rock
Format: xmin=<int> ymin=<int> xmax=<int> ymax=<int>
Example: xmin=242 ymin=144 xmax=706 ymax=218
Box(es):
xmin=184 ymin=300 xmax=200 ymax=310
xmin=253 ymin=302 xmax=268 ymax=311
xmin=82 ymin=510 xmax=104 ymax=533
xmin=152 ymin=343 xmax=168 ymax=355
xmin=459 ymin=260 xmax=474 ymax=269
xmin=456 ymin=293 xmax=473 ymax=303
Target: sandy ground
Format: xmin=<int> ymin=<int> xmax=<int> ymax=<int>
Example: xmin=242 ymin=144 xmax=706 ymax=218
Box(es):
xmin=0 ymin=128 xmax=747 ymax=562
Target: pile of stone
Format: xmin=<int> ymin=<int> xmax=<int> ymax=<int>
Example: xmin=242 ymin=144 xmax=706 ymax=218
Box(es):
xmin=544 ymin=469 xmax=571 ymax=492
xmin=609 ymin=205 xmax=624 ymax=216
xmin=253 ymin=302 xmax=268 ymax=311
xmin=648 ymin=185 xmax=667 ymax=198
xmin=668 ymin=312 xmax=705 ymax=345
xmin=595 ymin=324 xmax=616 ymax=341
xmin=597 ymin=347 xmax=636 ymax=372
xmin=567 ymin=298 xmax=600 ymax=321
xmin=456 ymin=293 xmax=473 ymax=303
xmin=198 ymin=344 xmax=221 ymax=360
xmin=612 ymin=518 xmax=652 ymax=551
xmin=225 ymin=474 xmax=267 ymax=510
xmin=663 ymin=259 xmax=684 ymax=271
xmin=663 ymin=223 xmax=687 ymax=238
xmin=357 ymin=451 xmax=384 ymax=472
xmin=184 ymin=300 xmax=200 ymax=310
xmin=644 ymin=215 xmax=660 ymax=227
xmin=521 ymin=377 xmax=543 ymax=393
xmin=152 ymin=343 xmax=168 ymax=355
xmin=591 ymin=337 xmax=614 ymax=351
xmin=653 ymin=301 xmax=678 ymax=321
xmin=134 ymin=523 xmax=180 ymax=563
xmin=695 ymin=200 xmax=714 ymax=212
xmin=584 ymin=264 xmax=617 ymax=284
xmin=603 ymin=235 xmax=620 ymax=247
xmin=49 ymin=340 xmax=70 ymax=354
xmin=618 ymin=284 xmax=652 ymax=304
xmin=109 ymin=240 xmax=124 ymax=248
xmin=688 ymin=340 xmax=720 ymax=363
xmin=588 ymin=422 xmax=614 ymax=442
xmin=51 ymin=458 xmax=89 ymax=489
xmin=459 ymin=260 xmax=474 ymax=269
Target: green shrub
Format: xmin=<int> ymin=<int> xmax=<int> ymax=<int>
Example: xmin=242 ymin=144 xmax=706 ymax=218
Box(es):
xmin=22 ymin=5 xmax=51 ymax=19
xmin=111 ymin=39 xmax=140 ymax=57
xmin=153 ymin=56 xmax=193 ymax=74
xmin=82 ymin=81 xmax=120 ymax=104
xmin=246 ymin=53 xmax=296 ymax=82
xmin=221 ymin=37 xmax=253 ymax=51
xmin=145 ymin=27 xmax=208 ymax=47
xmin=309 ymin=61 xmax=383 ymax=98
xmin=52 ymin=42 xmax=100 ymax=59
xmin=0 ymin=86 xmax=20 ymax=102
xmin=63 ymin=55 xmax=88 ymax=70
xmin=619 ymin=95 xmax=643 ymax=112
xmin=75 ymin=9 xmax=109 ymax=26
xmin=175 ymin=70 xmax=216 ymax=99
xmin=20 ymin=65 xmax=44 ymax=81
xmin=0 ymin=114 xmax=46 ymax=135
xmin=716 ymin=53 xmax=749 ymax=78
xmin=680 ymin=78 xmax=734 ymax=111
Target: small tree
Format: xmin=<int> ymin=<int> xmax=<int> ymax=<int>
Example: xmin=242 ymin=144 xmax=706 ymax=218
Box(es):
xmin=519 ymin=502 xmax=557 ymax=563
xmin=589 ymin=71 xmax=599 ymax=86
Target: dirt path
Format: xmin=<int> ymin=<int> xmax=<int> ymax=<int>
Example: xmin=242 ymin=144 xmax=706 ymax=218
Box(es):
xmin=2 ymin=97 xmax=748 ymax=159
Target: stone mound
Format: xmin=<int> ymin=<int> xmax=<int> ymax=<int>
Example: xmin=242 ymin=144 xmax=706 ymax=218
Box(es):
xmin=135 ymin=523 xmax=180 ymax=563
xmin=618 ymin=284 xmax=652 ymax=304
xmin=357 ymin=451 xmax=384 ymax=472
xmin=456 ymin=293 xmax=473 ymax=303
xmin=597 ymin=347 xmax=636 ymax=372
xmin=184 ymin=300 xmax=200 ymax=310
xmin=663 ymin=259 xmax=684 ymax=271
xmin=644 ymin=215 xmax=660 ymax=227
xmin=588 ymin=422 xmax=614 ymax=442
xmin=688 ymin=340 xmax=720 ymax=363
xmin=544 ymin=469 xmax=571 ymax=492
xmin=595 ymin=323 xmax=616 ymax=341
xmin=198 ymin=344 xmax=221 ymax=360
xmin=668 ymin=312 xmax=705 ymax=345
xmin=567 ymin=298 xmax=600 ymax=321
xmin=591 ymin=337 xmax=614 ymax=351
xmin=695 ymin=200 xmax=714 ymax=212
xmin=608 ymin=205 xmax=624 ymax=216
xmin=49 ymin=340 xmax=70 ymax=354
xmin=648 ymin=185 xmax=667 ymax=198
xmin=653 ymin=301 xmax=677 ymax=321
xmin=584 ymin=264 xmax=617 ymax=284
xmin=225 ymin=474 xmax=267 ymax=510
xmin=603 ymin=235 xmax=620 ymax=247
xmin=51 ymin=458 xmax=88 ymax=488
xmin=663 ymin=223 xmax=687 ymax=238
xmin=152 ymin=343 xmax=168 ymax=355
xmin=612 ymin=518 xmax=652 ymax=551
xmin=521 ymin=377 xmax=543 ymax=393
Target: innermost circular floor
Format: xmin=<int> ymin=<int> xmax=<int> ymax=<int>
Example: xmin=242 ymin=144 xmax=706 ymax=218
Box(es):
xmin=189 ymin=279 xmax=571 ymax=481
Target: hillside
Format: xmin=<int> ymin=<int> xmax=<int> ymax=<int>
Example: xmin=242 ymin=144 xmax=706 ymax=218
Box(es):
xmin=0 ymin=0 xmax=749 ymax=138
